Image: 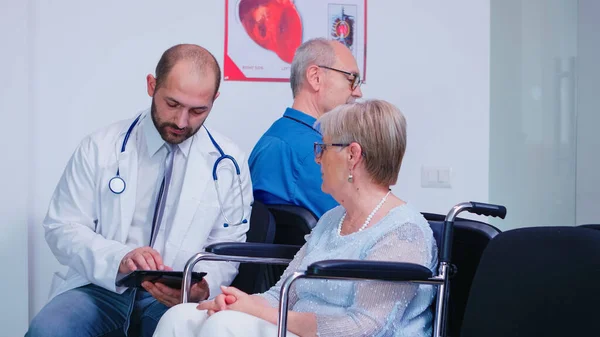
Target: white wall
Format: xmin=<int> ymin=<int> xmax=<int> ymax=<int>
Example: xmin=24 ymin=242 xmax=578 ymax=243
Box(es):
xmin=371 ymin=1 xmax=490 ymax=219
xmin=0 ymin=1 xmax=30 ymax=336
xmin=4 ymin=0 xmax=491 ymax=331
xmin=576 ymin=0 xmax=600 ymax=224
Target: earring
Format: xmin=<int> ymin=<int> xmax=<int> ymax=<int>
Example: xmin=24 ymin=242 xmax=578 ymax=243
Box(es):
xmin=347 ymin=174 xmax=353 ymax=183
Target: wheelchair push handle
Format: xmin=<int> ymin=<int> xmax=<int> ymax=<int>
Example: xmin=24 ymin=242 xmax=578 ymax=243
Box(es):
xmin=444 ymin=201 xmax=506 ymax=223
xmin=440 ymin=201 xmax=506 ymax=263
xmin=467 ymin=201 xmax=507 ymax=219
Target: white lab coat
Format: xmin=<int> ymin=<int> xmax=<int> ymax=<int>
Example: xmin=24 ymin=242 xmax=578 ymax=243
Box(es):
xmin=43 ymin=111 xmax=253 ymax=301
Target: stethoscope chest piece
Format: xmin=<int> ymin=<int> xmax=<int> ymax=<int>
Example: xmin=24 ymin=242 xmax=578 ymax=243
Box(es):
xmin=109 ymin=114 xmax=142 ymax=195
xmin=109 ymin=176 xmax=126 ymax=194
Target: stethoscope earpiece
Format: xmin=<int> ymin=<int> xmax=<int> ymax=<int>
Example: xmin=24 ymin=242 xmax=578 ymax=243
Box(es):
xmin=222 ymin=218 xmax=248 ymax=228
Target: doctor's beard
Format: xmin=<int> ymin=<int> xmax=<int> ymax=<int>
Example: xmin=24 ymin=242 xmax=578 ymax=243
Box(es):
xmin=150 ymin=98 xmax=204 ymax=145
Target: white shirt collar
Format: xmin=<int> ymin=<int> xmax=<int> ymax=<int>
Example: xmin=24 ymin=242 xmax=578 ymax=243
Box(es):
xmin=142 ymin=114 xmax=193 ymax=158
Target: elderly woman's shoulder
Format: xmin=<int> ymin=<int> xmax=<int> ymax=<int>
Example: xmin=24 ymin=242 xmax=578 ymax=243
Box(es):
xmin=389 ymin=202 xmax=424 ymax=219
xmin=300 ymin=206 xmax=344 ymax=243
xmin=388 ymin=202 xmax=433 ymax=231
xmin=313 ymin=205 xmax=345 ymax=228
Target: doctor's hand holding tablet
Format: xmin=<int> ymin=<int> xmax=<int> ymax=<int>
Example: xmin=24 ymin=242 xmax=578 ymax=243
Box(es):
xmin=141 ymin=275 xmax=209 ymax=308
xmin=117 ymin=246 xmax=210 ymax=306
xmin=119 ymin=246 xmax=168 ymax=273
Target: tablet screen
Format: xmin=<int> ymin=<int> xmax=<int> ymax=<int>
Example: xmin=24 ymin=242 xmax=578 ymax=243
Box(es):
xmin=115 ymin=270 xmax=207 ymax=289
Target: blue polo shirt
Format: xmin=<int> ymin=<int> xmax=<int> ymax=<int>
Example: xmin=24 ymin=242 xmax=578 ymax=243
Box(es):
xmin=249 ymin=108 xmax=338 ymax=219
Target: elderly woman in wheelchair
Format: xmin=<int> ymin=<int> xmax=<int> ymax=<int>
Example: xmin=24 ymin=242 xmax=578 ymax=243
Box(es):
xmin=153 ymin=99 xmax=438 ymax=337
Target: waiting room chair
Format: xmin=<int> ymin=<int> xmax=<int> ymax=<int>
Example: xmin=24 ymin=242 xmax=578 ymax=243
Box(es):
xmin=267 ymin=204 xmax=318 ymax=246
xmin=205 ymin=200 xmax=279 ymax=295
xmin=460 ymin=226 xmax=600 ymax=337
xmin=579 ymin=223 xmax=600 ymax=231
xmin=263 ymin=204 xmax=318 ymax=288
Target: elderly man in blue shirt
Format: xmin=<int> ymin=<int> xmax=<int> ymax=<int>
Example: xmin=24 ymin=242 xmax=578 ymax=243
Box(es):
xmin=249 ymin=38 xmax=363 ymax=219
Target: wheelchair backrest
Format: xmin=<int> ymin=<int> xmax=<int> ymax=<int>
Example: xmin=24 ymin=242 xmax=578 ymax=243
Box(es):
xmin=423 ymin=212 xmax=501 ymax=337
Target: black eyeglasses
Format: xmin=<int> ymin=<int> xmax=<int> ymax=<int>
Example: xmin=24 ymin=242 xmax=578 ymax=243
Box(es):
xmin=314 ymin=142 xmax=350 ymax=158
xmin=318 ymin=65 xmax=362 ymax=90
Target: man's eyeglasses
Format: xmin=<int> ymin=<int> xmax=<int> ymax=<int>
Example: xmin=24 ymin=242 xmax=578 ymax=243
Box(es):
xmin=314 ymin=142 xmax=350 ymax=159
xmin=318 ymin=65 xmax=362 ymax=90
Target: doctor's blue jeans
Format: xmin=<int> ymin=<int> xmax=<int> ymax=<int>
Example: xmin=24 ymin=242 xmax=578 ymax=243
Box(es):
xmin=25 ymin=284 xmax=169 ymax=337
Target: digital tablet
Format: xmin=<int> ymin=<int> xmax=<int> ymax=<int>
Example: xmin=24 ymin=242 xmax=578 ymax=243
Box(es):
xmin=115 ymin=270 xmax=207 ymax=289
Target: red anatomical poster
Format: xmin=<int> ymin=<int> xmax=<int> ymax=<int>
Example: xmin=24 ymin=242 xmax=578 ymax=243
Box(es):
xmin=224 ymin=0 xmax=367 ymax=82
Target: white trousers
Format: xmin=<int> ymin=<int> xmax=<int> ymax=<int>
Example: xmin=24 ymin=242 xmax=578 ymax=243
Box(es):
xmin=152 ymin=303 xmax=300 ymax=337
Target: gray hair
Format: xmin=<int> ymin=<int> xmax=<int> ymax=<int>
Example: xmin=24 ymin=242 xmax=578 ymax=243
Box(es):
xmin=315 ymin=99 xmax=408 ymax=187
xmin=290 ymin=38 xmax=336 ymax=98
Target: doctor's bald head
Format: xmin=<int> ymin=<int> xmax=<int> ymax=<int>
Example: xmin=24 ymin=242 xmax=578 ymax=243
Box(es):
xmin=146 ymin=44 xmax=222 ymax=144
xmin=153 ymin=44 xmax=221 ymax=98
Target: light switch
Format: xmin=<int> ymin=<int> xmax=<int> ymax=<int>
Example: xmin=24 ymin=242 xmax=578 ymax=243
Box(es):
xmin=438 ymin=168 xmax=450 ymax=184
xmin=421 ymin=166 xmax=452 ymax=188
xmin=421 ymin=166 xmax=435 ymax=187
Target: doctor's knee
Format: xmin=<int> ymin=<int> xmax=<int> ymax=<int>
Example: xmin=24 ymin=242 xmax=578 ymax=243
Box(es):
xmin=26 ymin=312 xmax=74 ymax=337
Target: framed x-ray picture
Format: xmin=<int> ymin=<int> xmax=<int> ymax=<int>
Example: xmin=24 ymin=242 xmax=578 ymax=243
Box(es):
xmin=224 ymin=0 xmax=367 ymax=82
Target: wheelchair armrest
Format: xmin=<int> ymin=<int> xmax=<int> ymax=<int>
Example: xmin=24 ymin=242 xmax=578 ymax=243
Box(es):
xmin=306 ymin=259 xmax=433 ymax=281
xmin=205 ymin=242 xmax=302 ymax=259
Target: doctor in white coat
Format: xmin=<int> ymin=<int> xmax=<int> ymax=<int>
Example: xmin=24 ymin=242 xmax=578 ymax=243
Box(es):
xmin=26 ymin=44 xmax=253 ymax=337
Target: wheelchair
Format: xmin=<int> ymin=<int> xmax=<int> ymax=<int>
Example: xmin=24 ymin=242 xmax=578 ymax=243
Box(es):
xmin=181 ymin=201 xmax=506 ymax=337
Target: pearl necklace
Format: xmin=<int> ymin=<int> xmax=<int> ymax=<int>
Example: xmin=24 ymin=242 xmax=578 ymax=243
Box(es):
xmin=337 ymin=190 xmax=391 ymax=236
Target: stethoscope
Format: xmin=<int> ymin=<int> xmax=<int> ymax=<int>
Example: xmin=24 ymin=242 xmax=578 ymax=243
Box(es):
xmin=109 ymin=113 xmax=248 ymax=227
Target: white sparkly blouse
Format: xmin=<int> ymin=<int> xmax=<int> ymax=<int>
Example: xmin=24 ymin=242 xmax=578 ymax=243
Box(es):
xmin=258 ymin=203 xmax=438 ymax=337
